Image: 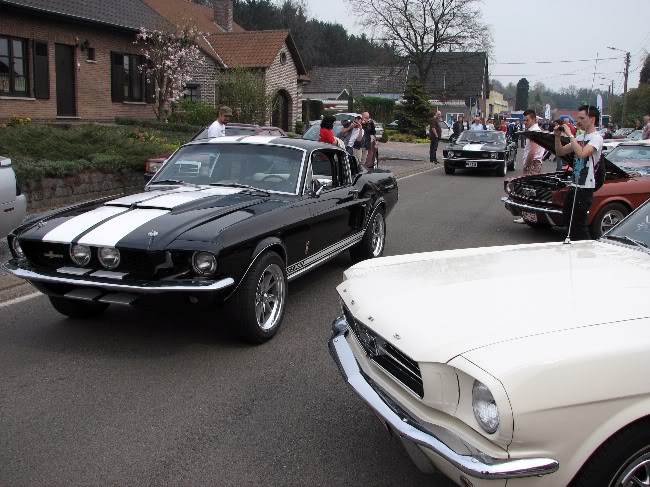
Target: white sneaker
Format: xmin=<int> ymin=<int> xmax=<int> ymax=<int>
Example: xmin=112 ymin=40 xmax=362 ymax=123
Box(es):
xmin=513 ymin=217 xmax=525 ymax=224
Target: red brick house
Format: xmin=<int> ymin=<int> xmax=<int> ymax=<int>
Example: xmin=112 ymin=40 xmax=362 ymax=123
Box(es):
xmin=0 ymin=0 xmax=308 ymax=131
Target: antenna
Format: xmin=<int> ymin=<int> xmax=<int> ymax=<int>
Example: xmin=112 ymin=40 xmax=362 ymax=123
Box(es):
xmin=563 ymin=53 xmax=600 ymax=245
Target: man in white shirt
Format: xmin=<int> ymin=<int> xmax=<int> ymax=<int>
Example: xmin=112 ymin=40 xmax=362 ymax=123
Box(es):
xmin=642 ymin=114 xmax=650 ymax=140
xmin=207 ymin=106 xmax=233 ymax=138
xmin=340 ymin=116 xmax=364 ymax=160
xmin=555 ymin=104 xmax=604 ymax=240
xmin=469 ymin=116 xmax=484 ymax=131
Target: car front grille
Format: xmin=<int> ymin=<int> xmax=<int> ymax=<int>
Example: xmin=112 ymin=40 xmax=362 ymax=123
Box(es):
xmin=21 ymin=241 xmax=72 ymax=269
xmin=510 ymin=180 xmax=553 ymax=203
xmin=344 ymin=306 xmax=424 ymax=398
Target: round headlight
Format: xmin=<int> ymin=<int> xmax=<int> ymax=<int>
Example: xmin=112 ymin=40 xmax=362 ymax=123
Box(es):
xmin=70 ymin=244 xmax=91 ymax=267
xmin=192 ymin=251 xmax=217 ymax=276
xmin=11 ymin=236 xmax=24 ymax=258
xmin=472 ymin=380 xmax=500 ymax=434
xmin=98 ymin=247 xmax=121 ymax=269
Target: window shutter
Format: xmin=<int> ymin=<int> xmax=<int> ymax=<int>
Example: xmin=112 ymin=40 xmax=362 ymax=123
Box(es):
xmin=144 ymin=58 xmax=154 ymax=104
xmin=32 ymin=40 xmax=49 ymax=99
xmin=111 ymin=52 xmax=124 ymax=102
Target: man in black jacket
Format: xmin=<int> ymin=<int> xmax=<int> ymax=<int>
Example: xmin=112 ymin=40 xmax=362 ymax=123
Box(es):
xmin=360 ymin=112 xmax=376 ymax=164
xmin=452 ymin=114 xmax=466 ymax=142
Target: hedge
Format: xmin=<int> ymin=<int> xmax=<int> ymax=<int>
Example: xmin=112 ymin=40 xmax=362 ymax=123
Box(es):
xmin=115 ymin=117 xmax=202 ymax=133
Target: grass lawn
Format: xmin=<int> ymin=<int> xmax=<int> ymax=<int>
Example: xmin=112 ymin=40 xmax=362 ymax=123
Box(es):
xmin=0 ymin=123 xmax=193 ymax=184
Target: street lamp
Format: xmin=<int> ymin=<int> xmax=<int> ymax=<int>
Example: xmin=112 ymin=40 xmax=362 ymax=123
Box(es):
xmin=607 ymin=46 xmax=631 ymax=126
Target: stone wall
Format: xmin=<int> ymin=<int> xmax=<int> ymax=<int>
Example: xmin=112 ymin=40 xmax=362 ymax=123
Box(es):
xmin=25 ymin=171 xmax=144 ymax=211
xmin=265 ymin=45 xmax=300 ymax=130
xmin=189 ymin=51 xmax=220 ymax=106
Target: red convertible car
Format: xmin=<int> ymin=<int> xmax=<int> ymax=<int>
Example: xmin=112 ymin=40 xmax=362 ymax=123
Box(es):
xmin=503 ymin=134 xmax=650 ymax=238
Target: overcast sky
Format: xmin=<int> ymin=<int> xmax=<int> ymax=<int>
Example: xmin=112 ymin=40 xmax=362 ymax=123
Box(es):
xmin=306 ymin=0 xmax=650 ymax=93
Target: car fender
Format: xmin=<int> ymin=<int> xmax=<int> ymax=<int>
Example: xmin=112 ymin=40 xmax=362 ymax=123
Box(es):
xmin=588 ymin=196 xmax=634 ymax=224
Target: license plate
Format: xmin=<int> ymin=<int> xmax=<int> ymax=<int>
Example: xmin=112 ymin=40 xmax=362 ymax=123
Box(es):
xmin=522 ymin=211 xmax=538 ymax=223
xmin=465 ymin=161 xmax=478 ymax=168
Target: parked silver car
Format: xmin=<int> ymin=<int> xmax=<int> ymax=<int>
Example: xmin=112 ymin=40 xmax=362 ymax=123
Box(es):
xmin=0 ymin=157 xmax=26 ymax=239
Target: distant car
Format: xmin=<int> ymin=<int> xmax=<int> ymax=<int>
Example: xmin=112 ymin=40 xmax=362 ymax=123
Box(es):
xmin=335 ymin=112 xmax=360 ymax=123
xmin=144 ymin=124 xmax=287 ymax=182
xmin=603 ymin=129 xmax=644 ymax=154
xmin=0 ymin=157 xmax=27 ymax=239
xmin=386 ymin=120 xmax=399 ymax=129
xmin=443 ymin=130 xmax=518 ymax=176
xmin=374 ymin=123 xmax=384 ymax=140
xmin=303 ymin=122 xmax=379 ymax=167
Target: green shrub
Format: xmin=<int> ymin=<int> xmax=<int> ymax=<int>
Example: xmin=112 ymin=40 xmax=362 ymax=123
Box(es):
xmin=169 ymin=100 xmax=218 ymax=127
xmin=0 ymin=123 xmax=191 ymax=183
xmin=294 ymin=120 xmax=305 ymax=134
xmin=380 ymin=130 xmax=389 ymax=143
xmin=115 ymin=117 xmax=201 ymax=133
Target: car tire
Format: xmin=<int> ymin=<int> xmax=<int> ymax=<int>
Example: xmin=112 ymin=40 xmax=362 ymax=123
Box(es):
xmin=495 ymin=162 xmax=507 ymax=177
xmin=570 ymin=418 xmax=650 ymax=487
xmin=507 ymin=153 xmax=516 ymax=171
xmin=589 ymin=202 xmax=629 ymax=239
xmin=444 ymin=164 xmax=455 ymax=175
xmin=49 ymin=296 xmax=109 ymax=318
xmin=226 ymin=251 xmax=287 ymax=344
xmin=350 ymin=207 xmax=386 ymax=263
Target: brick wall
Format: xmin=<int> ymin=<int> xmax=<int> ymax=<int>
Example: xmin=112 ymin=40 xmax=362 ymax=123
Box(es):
xmin=188 ymin=51 xmax=219 ymax=106
xmin=265 ymin=45 xmax=301 ymax=130
xmin=0 ymin=11 xmax=156 ymax=121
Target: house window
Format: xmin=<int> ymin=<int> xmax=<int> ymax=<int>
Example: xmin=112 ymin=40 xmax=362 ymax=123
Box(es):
xmin=184 ymin=83 xmax=200 ymax=102
xmin=0 ymin=36 xmax=28 ymax=95
xmin=86 ymin=47 xmax=95 ymax=62
xmin=280 ymin=52 xmax=287 ymax=65
xmin=122 ymin=54 xmax=143 ymax=102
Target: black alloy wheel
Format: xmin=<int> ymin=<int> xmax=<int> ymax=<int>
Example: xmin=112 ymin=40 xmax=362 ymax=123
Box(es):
xmin=49 ymin=296 xmax=109 ymax=318
xmin=226 ymin=251 xmax=287 ymax=344
xmin=350 ymin=207 xmax=386 ymax=263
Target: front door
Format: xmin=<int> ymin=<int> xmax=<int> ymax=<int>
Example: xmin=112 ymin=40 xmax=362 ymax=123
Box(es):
xmin=55 ymin=44 xmax=75 ymax=116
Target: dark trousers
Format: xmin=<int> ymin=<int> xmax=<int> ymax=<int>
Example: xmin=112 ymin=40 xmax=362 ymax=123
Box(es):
xmin=430 ymin=137 xmax=440 ymax=162
xmin=563 ymin=187 xmax=594 ymax=240
xmin=520 ymin=136 xmax=526 ymax=148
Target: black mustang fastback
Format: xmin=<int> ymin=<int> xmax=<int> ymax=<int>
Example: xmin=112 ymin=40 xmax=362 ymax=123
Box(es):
xmin=4 ymin=136 xmax=398 ymax=343
xmin=443 ymin=130 xmax=518 ymax=176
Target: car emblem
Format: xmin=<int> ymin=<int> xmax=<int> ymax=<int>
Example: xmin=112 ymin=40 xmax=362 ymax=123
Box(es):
xmin=37 ymin=220 xmax=48 ymax=228
xmin=523 ymin=188 xmax=537 ymax=197
xmin=44 ymin=250 xmax=64 ymax=259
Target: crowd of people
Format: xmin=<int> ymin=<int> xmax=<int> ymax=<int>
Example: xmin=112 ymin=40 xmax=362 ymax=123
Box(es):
xmin=318 ymin=112 xmax=377 ymax=167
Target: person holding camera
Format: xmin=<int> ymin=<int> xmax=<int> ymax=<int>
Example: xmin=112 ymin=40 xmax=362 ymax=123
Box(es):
xmin=340 ymin=116 xmax=364 ymax=160
xmin=554 ymin=105 xmax=604 ymax=241
xmin=360 ymin=112 xmax=376 ymax=163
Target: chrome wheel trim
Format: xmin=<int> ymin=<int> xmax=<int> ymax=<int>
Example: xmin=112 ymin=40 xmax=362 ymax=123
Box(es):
xmin=611 ymin=451 xmax=650 ymax=486
xmin=371 ymin=213 xmax=385 ymax=257
xmin=254 ymin=263 xmax=285 ymax=331
xmin=601 ymin=209 xmax=626 ymax=234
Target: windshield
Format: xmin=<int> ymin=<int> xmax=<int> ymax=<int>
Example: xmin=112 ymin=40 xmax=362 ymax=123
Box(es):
xmin=302 ymin=123 xmax=344 ymax=141
xmin=606 ymin=145 xmax=650 ymax=176
xmin=152 ymin=143 xmax=305 ymax=194
xmin=628 ymin=130 xmax=643 ymax=141
xmin=604 ymin=199 xmax=650 ymax=249
xmin=457 ymin=131 xmax=506 ymax=144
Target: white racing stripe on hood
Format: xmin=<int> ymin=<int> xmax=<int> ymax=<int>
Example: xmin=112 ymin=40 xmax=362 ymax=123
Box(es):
xmin=140 ymin=187 xmax=242 ymax=210
xmin=42 ymin=206 xmax=129 ymax=243
xmin=462 ymin=144 xmax=485 ymax=151
xmin=77 ymin=209 xmax=169 ymax=247
xmin=107 ymin=188 xmax=197 ymax=207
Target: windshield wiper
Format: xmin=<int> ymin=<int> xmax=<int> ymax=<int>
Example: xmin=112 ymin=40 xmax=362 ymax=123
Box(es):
xmin=149 ymin=179 xmax=193 ymax=186
xmin=601 ymin=234 xmax=650 ymax=253
xmin=209 ymin=183 xmax=270 ymax=196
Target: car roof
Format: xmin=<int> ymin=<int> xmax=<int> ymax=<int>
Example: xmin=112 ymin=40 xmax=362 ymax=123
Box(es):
xmin=184 ymin=135 xmax=343 ymax=151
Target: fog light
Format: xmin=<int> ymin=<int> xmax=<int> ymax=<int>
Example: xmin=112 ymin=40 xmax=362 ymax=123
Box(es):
xmin=70 ymin=244 xmax=91 ymax=266
xmin=192 ymin=251 xmax=217 ymax=276
xmin=11 ymin=236 xmax=24 ymax=258
xmin=98 ymin=247 xmax=121 ymax=269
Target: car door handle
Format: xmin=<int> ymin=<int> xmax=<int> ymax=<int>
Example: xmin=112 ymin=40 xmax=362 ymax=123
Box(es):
xmin=348 ymin=189 xmax=359 ymax=199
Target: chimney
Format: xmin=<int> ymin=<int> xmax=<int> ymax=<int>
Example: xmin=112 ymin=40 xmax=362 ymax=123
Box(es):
xmin=213 ymin=0 xmax=233 ymax=32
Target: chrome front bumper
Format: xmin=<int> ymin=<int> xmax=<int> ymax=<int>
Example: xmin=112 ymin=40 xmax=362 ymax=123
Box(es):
xmin=2 ymin=259 xmax=235 ymax=294
xmin=328 ymin=318 xmax=559 ymax=481
xmin=501 ymin=196 xmax=564 ymax=226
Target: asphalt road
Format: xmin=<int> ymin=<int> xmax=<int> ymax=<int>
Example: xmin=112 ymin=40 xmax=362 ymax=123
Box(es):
xmin=0 ymin=151 xmax=567 ymax=487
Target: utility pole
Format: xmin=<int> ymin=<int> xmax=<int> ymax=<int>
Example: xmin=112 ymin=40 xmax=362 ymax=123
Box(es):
xmin=622 ymin=51 xmax=630 ymax=127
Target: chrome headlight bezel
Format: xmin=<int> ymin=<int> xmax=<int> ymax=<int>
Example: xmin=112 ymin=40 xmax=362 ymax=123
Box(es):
xmin=10 ymin=235 xmax=24 ymax=258
xmin=98 ymin=247 xmax=121 ymax=269
xmin=70 ymin=244 xmax=92 ymax=267
xmin=472 ymin=380 xmax=500 ymax=434
xmin=192 ymin=251 xmax=217 ymax=277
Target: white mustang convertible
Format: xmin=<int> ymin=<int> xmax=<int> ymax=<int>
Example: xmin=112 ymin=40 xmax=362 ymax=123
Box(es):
xmin=330 ymin=198 xmax=650 ymax=487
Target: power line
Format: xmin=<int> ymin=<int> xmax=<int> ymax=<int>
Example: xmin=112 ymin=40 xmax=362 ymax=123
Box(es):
xmin=492 ymin=56 xmax=622 ymax=65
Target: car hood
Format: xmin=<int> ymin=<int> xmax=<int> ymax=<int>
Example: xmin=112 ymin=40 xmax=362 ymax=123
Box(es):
xmin=338 ymin=241 xmax=650 ymax=364
xmin=521 ymin=130 xmax=630 ymax=178
xmin=19 ymin=186 xmax=270 ymax=251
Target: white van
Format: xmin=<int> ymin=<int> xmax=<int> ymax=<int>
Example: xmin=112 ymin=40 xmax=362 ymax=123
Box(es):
xmin=0 ymin=157 xmax=27 ymax=239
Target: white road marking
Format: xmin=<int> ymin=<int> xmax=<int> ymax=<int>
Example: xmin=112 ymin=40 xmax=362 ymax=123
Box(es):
xmin=0 ymin=291 xmax=42 ymax=309
xmin=397 ymin=166 xmax=442 ymax=181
